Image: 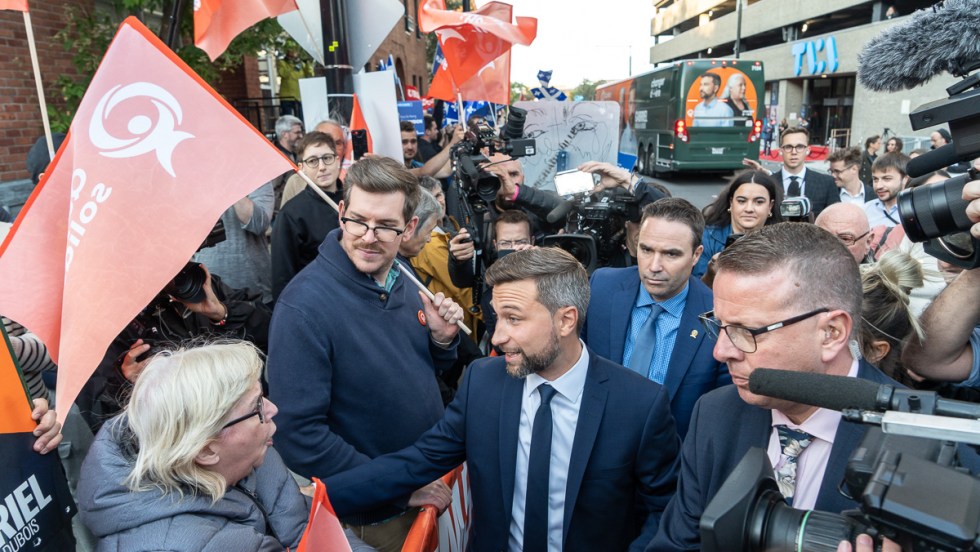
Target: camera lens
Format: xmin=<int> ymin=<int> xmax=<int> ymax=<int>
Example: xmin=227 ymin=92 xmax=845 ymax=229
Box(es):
xmin=898 ymin=173 xmax=973 ymax=243
xmin=505 ymin=107 xmax=527 ymax=141
xmin=163 ymin=262 xmax=208 ymax=303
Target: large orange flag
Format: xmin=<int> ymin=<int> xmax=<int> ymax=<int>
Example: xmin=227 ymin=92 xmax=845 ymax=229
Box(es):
xmin=194 ymin=0 xmax=298 ymax=61
xmin=429 ymin=50 xmax=511 ymax=105
xmin=418 ymin=0 xmax=535 ymax=88
xmin=0 ymin=0 xmax=28 ymax=11
xmin=0 ymin=17 xmax=296 ymax=423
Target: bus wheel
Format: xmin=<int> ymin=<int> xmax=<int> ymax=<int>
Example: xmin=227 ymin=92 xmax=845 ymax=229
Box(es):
xmin=644 ymin=147 xmax=656 ymax=177
xmin=636 ymin=144 xmax=647 ymax=175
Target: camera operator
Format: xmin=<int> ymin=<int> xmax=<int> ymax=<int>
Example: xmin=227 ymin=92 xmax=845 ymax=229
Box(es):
xmin=481 ymin=153 xmax=566 ymax=239
xmin=76 ymin=262 xmax=271 ymax=434
xmin=902 ymin=264 xmax=980 ymax=387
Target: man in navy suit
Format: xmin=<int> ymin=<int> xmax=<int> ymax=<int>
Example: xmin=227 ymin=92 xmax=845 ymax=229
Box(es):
xmin=326 ymin=247 xmax=680 ymax=552
xmin=746 ymin=127 xmax=839 ymax=217
xmin=584 ymin=198 xmax=729 ymax=438
xmin=648 ymin=223 xmax=892 ymax=552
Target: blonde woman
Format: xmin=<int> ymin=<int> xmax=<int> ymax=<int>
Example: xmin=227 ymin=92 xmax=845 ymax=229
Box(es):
xmin=859 ymin=251 xmax=925 ymax=384
xmin=78 ymin=342 xmax=312 ymax=551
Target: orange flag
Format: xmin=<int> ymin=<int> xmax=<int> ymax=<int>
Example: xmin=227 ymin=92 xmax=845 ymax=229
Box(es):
xmin=418 ymin=0 xmax=535 ymax=88
xmin=349 ymin=93 xmax=373 ymax=154
xmin=430 ymin=50 xmax=511 ymax=105
xmin=296 ymin=478 xmax=352 ymax=552
xmin=0 ymin=17 xmax=296 ymax=424
xmin=194 ymin=0 xmax=298 ymax=61
xmin=0 ymin=0 xmax=28 ymax=11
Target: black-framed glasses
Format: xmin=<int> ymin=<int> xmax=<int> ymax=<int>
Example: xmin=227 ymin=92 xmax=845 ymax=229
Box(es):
xmin=302 ymin=154 xmax=339 ymax=169
xmin=698 ymin=307 xmax=830 ymax=353
xmin=222 ymin=395 xmax=266 ymax=430
xmin=835 ymin=230 xmax=871 ymax=246
xmin=780 ymin=144 xmax=808 ymax=153
xmin=496 ymin=239 xmax=530 ymax=249
xmin=340 ymin=217 xmax=406 ymax=243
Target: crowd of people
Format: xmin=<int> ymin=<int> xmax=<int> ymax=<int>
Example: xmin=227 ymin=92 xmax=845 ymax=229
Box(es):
xmin=9 ymin=110 xmax=980 ymax=552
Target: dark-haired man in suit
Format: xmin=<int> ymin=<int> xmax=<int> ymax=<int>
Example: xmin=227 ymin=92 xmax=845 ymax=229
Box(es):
xmin=746 ymin=127 xmax=839 ymax=218
xmin=584 ymin=198 xmax=729 ymax=438
xmin=326 ymin=247 xmax=680 ymax=552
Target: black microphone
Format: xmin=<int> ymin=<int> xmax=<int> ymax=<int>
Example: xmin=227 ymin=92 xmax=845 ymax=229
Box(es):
xmin=906 ymin=143 xmax=958 ymax=178
xmin=748 ymin=368 xmax=980 ymax=420
xmin=857 ymin=0 xmax=980 ymax=92
xmin=546 ymin=200 xmax=575 ymax=224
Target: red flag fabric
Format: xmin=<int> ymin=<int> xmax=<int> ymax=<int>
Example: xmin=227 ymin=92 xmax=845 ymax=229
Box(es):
xmin=0 ymin=0 xmax=28 ymax=11
xmin=418 ymin=0 xmax=535 ymax=87
xmin=349 ymin=93 xmax=373 ymax=154
xmin=296 ymin=478 xmax=351 ymax=552
xmin=194 ymin=0 xmax=297 ymax=61
xmin=0 ymin=17 xmax=296 ymax=424
xmin=429 ymin=50 xmax=510 ymax=105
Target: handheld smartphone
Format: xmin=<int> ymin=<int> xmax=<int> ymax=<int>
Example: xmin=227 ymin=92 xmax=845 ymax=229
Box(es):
xmin=553 ymin=170 xmax=596 ymax=196
xmin=724 ymin=233 xmax=744 ymax=249
xmin=351 ymin=129 xmax=368 ymax=160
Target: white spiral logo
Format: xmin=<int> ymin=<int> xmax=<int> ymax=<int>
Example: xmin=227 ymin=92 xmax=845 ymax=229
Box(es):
xmin=88 ymin=82 xmax=194 ymax=177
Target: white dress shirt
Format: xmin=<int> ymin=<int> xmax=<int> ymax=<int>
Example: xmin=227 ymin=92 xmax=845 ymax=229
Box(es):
xmin=509 ymin=342 xmax=589 ymax=552
xmin=782 ymin=166 xmax=807 ymax=197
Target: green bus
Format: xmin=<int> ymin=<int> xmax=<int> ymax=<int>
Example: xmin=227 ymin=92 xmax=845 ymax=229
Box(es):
xmin=596 ymin=59 xmax=766 ymax=176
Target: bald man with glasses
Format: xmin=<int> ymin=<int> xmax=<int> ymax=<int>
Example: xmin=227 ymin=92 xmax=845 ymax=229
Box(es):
xmin=648 ymin=223 xmax=899 ymax=552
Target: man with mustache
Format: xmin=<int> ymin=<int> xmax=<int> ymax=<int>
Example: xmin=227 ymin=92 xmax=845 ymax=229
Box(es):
xmin=267 ymin=157 xmax=465 ymax=551
xmin=325 ymin=247 xmax=680 ymax=552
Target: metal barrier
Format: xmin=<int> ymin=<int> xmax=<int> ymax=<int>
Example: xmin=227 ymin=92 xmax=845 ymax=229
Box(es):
xmin=827 ymin=128 xmax=851 ymax=153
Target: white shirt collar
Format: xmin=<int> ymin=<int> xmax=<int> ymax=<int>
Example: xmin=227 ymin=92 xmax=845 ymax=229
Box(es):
xmin=524 ymin=340 xmax=589 ymax=404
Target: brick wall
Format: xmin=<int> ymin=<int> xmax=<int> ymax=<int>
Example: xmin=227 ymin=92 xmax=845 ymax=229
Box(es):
xmin=0 ymin=0 xmax=95 ymax=183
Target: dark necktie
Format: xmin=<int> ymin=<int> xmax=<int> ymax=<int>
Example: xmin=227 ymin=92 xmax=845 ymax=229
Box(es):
xmin=524 ymin=384 xmax=558 ymax=552
xmin=787 ymin=175 xmax=801 ymax=197
xmin=774 ymin=424 xmax=814 ymax=505
xmin=627 ymin=304 xmax=664 ymax=378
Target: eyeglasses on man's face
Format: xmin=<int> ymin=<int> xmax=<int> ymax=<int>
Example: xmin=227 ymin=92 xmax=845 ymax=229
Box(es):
xmin=829 ymin=164 xmax=856 ymax=176
xmin=222 ymin=395 xmax=266 ymax=429
xmin=496 ymin=239 xmax=530 ymax=249
xmin=302 ymin=154 xmax=338 ymax=169
xmin=698 ymin=307 xmax=830 ymax=353
xmin=835 ymin=230 xmax=870 ymax=246
xmin=781 ymin=144 xmax=808 ymax=153
xmin=340 ymin=217 xmax=406 ymax=243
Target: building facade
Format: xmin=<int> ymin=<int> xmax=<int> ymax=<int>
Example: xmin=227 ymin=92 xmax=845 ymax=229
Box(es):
xmin=650 ymin=0 xmax=956 ymax=150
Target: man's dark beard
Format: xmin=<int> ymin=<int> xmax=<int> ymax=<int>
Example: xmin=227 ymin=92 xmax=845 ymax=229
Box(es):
xmin=508 ymin=329 xmax=561 ymax=379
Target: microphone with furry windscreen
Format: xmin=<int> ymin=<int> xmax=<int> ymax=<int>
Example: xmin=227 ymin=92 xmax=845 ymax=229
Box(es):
xmin=857 ymin=0 xmax=980 ymax=93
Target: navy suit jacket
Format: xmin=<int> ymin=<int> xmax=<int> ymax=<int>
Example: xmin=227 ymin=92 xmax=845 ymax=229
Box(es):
xmin=647 ymin=360 xmax=894 ymax=552
xmin=773 ymin=168 xmax=840 ymax=217
xmin=326 ymin=350 xmax=681 ymax=552
xmin=583 ymin=269 xmax=730 ymax=438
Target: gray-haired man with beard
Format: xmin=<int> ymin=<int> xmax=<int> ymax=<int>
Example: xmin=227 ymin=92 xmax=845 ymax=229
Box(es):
xmin=325 ymin=247 xmax=680 ymax=552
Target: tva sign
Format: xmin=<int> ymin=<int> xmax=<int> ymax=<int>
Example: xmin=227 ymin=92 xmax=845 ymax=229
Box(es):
xmin=792 ymin=36 xmax=839 ymax=76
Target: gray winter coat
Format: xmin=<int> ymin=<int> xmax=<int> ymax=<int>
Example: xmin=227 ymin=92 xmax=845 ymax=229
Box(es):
xmin=78 ymin=417 xmax=309 ymax=551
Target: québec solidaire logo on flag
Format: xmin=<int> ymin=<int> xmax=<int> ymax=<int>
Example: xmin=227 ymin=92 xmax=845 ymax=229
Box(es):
xmin=0 ymin=17 xmax=296 ymax=423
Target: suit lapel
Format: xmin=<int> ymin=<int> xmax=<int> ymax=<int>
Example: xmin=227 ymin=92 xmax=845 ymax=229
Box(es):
xmin=562 ymin=357 xmax=608 ymax=542
xmin=662 ymin=279 xmax=706 ymax=399
xmin=499 ymin=375 xmax=523 ymax=516
xmin=610 ymin=275 xmax=640 ymax=363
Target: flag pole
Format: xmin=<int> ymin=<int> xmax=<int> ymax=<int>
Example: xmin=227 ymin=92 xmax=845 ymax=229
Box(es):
xmin=23 ymin=10 xmax=54 ymax=158
xmin=295 ymin=168 xmax=472 ymax=336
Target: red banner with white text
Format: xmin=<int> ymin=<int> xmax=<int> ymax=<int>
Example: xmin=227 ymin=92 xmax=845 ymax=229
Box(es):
xmin=0 ymin=17 xmax=296 ymax=424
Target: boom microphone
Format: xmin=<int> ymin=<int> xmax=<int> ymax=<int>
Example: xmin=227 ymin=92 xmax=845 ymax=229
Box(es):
xmin=906 ymin=142 xmax=958 ymax=177
xmin=546 ymin=200 xmax=575 ymax=224
xmin=748 ymin=368 xmax=980 ymax=420
xmin=857 ymin=0 xmax=980 ymax=92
